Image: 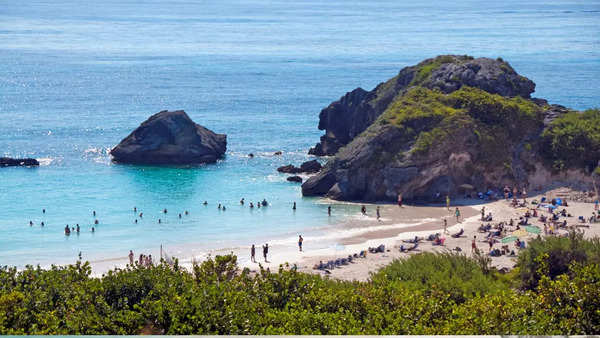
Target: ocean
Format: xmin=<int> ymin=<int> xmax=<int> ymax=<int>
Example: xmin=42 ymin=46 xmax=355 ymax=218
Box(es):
xmin=1 ymin=0 xmax=599 ymax=269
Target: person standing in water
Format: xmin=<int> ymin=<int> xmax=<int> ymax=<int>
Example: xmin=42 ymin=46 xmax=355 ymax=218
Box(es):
xmin=298 ymin=235 xmax=303 ymax=252
xmin=376 ymin=206 xmax=381 ymax=221
xmin=328 ymin=205 xmax=331 ymax=216
xmin=250 ymin=244 xmax=256 ymax=262
xmin=455 ymin=207 xmax=461 ymax=223
xmin=262 ymin=243 xmax=269 ymax=262
xmin=292 ymin=202 xmax=296 ymax=210
xmin=128 ymin=250 xmax=134 ymax=265
xmin=361 ymin=205 xmax=366 ymax=215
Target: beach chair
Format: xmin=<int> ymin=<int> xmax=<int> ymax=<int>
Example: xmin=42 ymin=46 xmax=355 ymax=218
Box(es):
xmin=451 ymin=229 xmax=464 ymax=238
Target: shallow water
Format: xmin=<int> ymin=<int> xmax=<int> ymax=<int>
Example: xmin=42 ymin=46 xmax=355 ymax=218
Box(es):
xmin=1 ymin=0 xmax=599 ymax=268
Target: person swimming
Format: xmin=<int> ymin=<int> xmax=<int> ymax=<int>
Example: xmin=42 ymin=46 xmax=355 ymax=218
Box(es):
xmin=76 ymin=224 xmax=80 ymax=233
xmin=222 ymin=206 xmax=226 ymax=211
xmin=64 ymin=225 xmax=70 ymax=235
xmin=257 ymin=202 xmax=261 ymax=209
xmin=158 ymin=219 xmax=161 ymax=224
xmin=134 ymin=219 xmax=137 ymax=224
xmin=178 ymin=213 xmax=182 ymax=218
xmin=94 ymin=219 xmax=99 ymax=225
xmin=91 ymin=227 xmax=95 ymax=233
xmin=203 ymin=201 xmax=208 ymax=205
xmin=93 ymin=210 xmax=96 ymax=217
xmin=133 ymin=206 xmax=137 ymax=212
xmin=139 ymin=212 xmax=143 ymax=218
xmin=185 ymin=210 xmax=189 ymax=215
xmin=250 ymin=202 xmax=254 ymax=208
xmin=41 ymin=221 xmax=44 ymax=226
xmin=240 ymin=198 xmax=245 ymax=205
xmin=29 ymin=220 xmax=33 ymax=226
xmin=163 ymin=208 xmax=167 ymax=214
xmin=218 ymin=203 xmax=222 ymax=210
xmin=262 ymin=199 xmax=268 ymax=207
xmin=42 ymin=208 xmax=45 ymax=214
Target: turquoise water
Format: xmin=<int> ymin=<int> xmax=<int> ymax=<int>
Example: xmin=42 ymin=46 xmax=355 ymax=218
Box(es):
xmin=1 ymin=0 xmax=599 ymax=268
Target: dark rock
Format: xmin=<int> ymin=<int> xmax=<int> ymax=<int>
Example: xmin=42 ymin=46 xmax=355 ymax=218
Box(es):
xmin=273 ymin=151 xmax=282 ymax=156
xmin=278 ymin=160 xmax=322 ymax=174
xmin=0 ymin=157 xmax=39 ymax=167
xmin=302 ymin=171 xmax=337 ymax=196
xmin=111 ymin=110 xmax=226 ymax=165
xmin=299 ymin=160 xmax=322 ymax=173
xmin=287 ymin=175 xmax=303 ymax=183
xmin=310 ymin=55 xmax=536 ymax=156
xmin=277 ymin=164 xmax=301 ymax=174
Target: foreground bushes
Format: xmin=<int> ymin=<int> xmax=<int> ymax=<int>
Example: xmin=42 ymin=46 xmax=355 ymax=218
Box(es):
xmin=1 ymin=235 xmax=599 ymax=334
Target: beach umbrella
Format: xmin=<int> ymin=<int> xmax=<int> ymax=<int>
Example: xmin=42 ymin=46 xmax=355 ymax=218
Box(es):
xmin=525 ymin=225 xmax=541 ymax=234
xmin=512 ymin=229 xmax=528 ymax=238
xmin=501 ymin=236 xmax=518 ymax=243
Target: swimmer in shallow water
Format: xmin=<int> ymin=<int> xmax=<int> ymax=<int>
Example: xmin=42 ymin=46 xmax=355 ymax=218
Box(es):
xmin=163 ymin=208 xmax=167 ymax=214
xmin=91 ymin=227 xmax=95 ymax=233
xmin=29 ymin=220 xmax=33 ymax=226
xmin=218 ymin=204 xmax=222 ymax=210
xmin=203 ymin=201 xmax=208 ymax=205
xmin=185 ymin=210 xmax=189 ymax=215
xmin=42 ymin=208 xmax=45 ymax=214
xmin=41 ymin=221 xmax=44 ymax=226
xmin=94 ymin=219 xmax=99 ymax=225
xmin=134 ymin=219 xmax=137 ymax=224
xmin=134 ymin=206 xmax=137 ymax=212
xmin=158 ymin=219 xmax=161 ymax=224
xmin=93 ymin=210 xmax=96 ymax=217
xmin=179 ymin=213 xmax=182 ymax=219
xmin=139 ymin=212 xmax=143 ymax=218
xmin=293 ymin=202 xmax=296 ymax=210
xmin=250 ymin=202 xmax=254 ymax=208
xmin=240 ymin=198 xmax=245 ymax=205
xmin=223 ymin=206 xmax=226 ymax=211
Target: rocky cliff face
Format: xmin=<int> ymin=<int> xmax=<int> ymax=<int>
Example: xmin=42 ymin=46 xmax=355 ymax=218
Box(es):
xmin=309 ymin=55 xmax=536 ymax=156
xmin=302 ymin=55 xmax=598 ymax=202
xmin=111 ymin=110 xmax=227 ymax=165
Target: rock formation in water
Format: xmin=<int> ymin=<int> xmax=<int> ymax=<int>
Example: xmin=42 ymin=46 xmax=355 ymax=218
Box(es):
xmin=277 ymin=160 xmax=322 ymax=174
xmin=111 ymin=110 xmax=227 ymax=165
xmin=0 ymin=157 xmax=39 ymax=167
xmin=303 ymin=55 xmax=600 ymax=201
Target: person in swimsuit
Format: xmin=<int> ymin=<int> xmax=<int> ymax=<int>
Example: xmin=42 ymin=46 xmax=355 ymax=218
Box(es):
xmin=298 ymin=235 xmax=303 ymax=252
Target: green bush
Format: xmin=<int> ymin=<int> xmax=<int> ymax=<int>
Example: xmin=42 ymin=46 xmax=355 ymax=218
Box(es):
xmin=1 ymin=238 xmax=599 ymax=334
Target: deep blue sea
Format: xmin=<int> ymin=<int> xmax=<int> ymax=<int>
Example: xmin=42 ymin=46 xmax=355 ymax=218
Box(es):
xmin=1 ymin=0 xmax=599 ymax=269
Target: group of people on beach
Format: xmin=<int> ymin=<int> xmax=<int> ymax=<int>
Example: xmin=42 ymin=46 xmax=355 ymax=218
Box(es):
xmin=128 ymin=250 xmax=153 ymax=267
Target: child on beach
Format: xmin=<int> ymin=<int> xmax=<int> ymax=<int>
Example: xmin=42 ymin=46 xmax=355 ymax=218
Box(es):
xmin=471 ymin=236 xmax=477 ymax=253
xmin=446 ymin=195 xmax=451 ymax=210
xmin=455 ymin=207 xmax=461 ymax=223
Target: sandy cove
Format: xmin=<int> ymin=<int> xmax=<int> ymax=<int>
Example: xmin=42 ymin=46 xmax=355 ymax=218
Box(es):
xmin=218 ymin=188 xmax=600 ymax=282
xmin=89 ymin=188 xmax=600 ymax=281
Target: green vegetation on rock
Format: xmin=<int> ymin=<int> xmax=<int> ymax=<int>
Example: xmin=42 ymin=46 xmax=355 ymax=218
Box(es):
xmin=1 ymin=235 xmax=599 ymax=334
xmin=541 ymin=108 xmax=600 ymax=172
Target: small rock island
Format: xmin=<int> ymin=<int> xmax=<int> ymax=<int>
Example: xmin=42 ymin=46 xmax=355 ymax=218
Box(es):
xmin=0 ymin=157 xmax=39 ymax=167
xmin=111 ymin=110 xmax=227 ymax=165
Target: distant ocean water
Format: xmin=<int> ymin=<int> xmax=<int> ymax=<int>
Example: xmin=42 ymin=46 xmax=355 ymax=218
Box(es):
xmin=1 ymin=0 xmax=599 ymax=268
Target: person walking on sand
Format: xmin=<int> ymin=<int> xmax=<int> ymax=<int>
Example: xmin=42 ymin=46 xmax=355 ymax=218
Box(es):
xmin=397 ymin=194 xmax=403 ymax=207
xmin=250 ymin=244 xmax=256 ymax=262
xmin=376 ymin=206 xmax=381 ymax=221
xmin=455 ymin=207 xmax=461 ymax=223
xmin=262 ymin=243 xmax=269 ymax=262
xmin=481 ymin=206 xmax=485 ymax=221
xmin=471 ymin=236 xmax=477 ymax=253
xmin=446 ymin=195 xmax=451 ymax=211
xmin=298 ymin=235 xmax=303 ymax=252
xmin=443 ymin=218 xmax=448 ymax=234
xmin=128 ymin=250 xmax=134 ymax=265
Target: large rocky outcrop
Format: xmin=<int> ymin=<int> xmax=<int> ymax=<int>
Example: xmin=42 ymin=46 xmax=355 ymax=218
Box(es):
xmin=0 ymin=157 xmax=39 ymax=167
xmin=302 ymin=56 xmax=599 ymax=202
xmin=111 ymin=110 xmax=226 ymax=165
xmin=309 ymin=55 xmax=535 ymax=156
